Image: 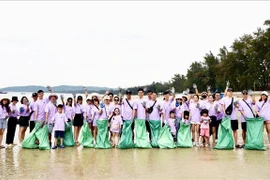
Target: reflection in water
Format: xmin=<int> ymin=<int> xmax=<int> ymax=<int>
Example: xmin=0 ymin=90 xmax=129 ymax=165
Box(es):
xmin=1 ymin=146 xmax=270 ymax=179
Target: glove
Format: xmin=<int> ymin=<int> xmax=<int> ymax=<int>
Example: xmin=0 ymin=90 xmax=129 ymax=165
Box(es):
xmin=207 ymin=85 xmax=211 ymax=92
xmin=100 ymin=103 xmax=105 ymax=108
xmin=233 ymin=101 xmax=239 ymax=107
xmin=171 ymin=87 xmax=175 ymax=94
xmin=142 ymin=101 xmax=146 ymax=108
xmin=83 ymin=119 xmax=87 ymax=123
xmin=193 ymin=83 xmax=197 ymax=89
xmin=26 ymin=101 xmax=30 ymax=106
xmin=83 ymin=87 xmax=87 ymax=92
xmin=214 ymin=104 xmax=219 ymax=110
xmin=156 ymin=104 xmax=161 ymax=111
xmin=248 ymin=89 xmax=253 ymax=96
xmin=186 ymin=88 xmax=190 ymax=94
xmin=60 ymin=94 xmax=64 ymax=100
xmin=175 ymin=102 xmax=180 ymax=107
xmin=196 ymin=103 xmax=200 ymax=109
xmin=47 ymin=85 xmax=52 ymax=92
xmin=118 ymin=86 xmax=122 ymax=93
xmin=72 ymin=93 xmax=76 ymax=98
xmin=226 ymin=80 xmax=230 ymax=88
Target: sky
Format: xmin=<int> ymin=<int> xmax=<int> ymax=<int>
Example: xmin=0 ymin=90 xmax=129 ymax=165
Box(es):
xmin=0 ymin=1 xmax=269 ymax=89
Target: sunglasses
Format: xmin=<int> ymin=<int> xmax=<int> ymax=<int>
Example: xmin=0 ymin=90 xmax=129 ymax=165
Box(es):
xmin=114 ymin=99 xmax=119 ymax=101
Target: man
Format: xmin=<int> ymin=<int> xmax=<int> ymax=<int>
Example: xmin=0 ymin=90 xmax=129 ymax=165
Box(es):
xmin=214 ymin=91 xmax=223 ymax=140
xmin=238 ymin=90 xmax=256 ymax=148
xmin=34 ymin=90 xmax=50 ymax=124
xmin=121 ymin=90 xmax=135 ymax=139
xmin=221 ymin=88 xmax=241 ymax=148
xmin=29 ymin=92 xmax=38 ymax=132
xmin=147 ymin=90 xmax=153 ymax=102
xmin=45 ymin=94 xmax=58 ymax=146
xmin=162 ymin=90 xmax=175 ymax=125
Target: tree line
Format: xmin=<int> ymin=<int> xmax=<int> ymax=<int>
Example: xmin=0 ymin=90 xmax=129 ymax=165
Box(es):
xmin=121 ymin=20 xmax=270 ymax=95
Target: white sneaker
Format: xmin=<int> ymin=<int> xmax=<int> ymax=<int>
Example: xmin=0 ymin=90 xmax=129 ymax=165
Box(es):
xmin=192 ymin=142 xmax=196 ymax=146
xmin=196 ymin=142 xmax=200 ymax=147
xmin=17 ymin=143 xmax=22 ymax=147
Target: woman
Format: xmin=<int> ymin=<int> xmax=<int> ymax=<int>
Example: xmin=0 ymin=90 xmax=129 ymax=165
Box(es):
xmin=189 ymin=95 xmax=201 ymax=146
xmin=256 ymin=91 xmax=270 ymax=144
xmin=18 ymin=96 xmax=30 ymax=146
xmin=206 ymin=94 xmax=218 ymax=146
xmin=73 ymin=95 xmax=85 ymax=146
xmin=64 ymin=97 xmax=75 ymax=122
xmin=91 ymin=98 xmax=102 ymax=141
xmin=6 ymin=96 xmax=19 ymax=147
xmin=0 ymin=98 xmax=10 ymax=148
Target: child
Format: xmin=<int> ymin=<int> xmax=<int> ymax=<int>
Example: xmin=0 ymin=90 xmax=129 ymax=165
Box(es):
xmin=109 ymin=108 xmax=123 ymax=148
xmin=167 ymin=111 xmax=177 ymax=141
xmin=200 ymin=109 xmax=211 ymax=147
xmin=51 ymin=104 xmax=69 ymax=149
xmin=182 ymin=110 xmax=190 ymax=125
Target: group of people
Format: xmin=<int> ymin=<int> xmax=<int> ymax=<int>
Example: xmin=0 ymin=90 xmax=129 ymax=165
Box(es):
xmin=0 ymin=84 xmax=269 ymax=150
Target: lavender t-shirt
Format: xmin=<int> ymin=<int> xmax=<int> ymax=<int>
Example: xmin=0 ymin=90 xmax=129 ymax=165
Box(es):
xmin=221 ymin=97 xmax=237 ymax=120
xmin=9 ymin=104 xmax=19 ymax=117
xmin=74 ymin=103 xmax=85 ymax=114
xmin=238 ymin=99 xmax=254 ymax=122
xmin=84 ymin=104 xmax=93 ymax=119
xmin=19 ymin=104 xmax=30 ymax=117
xmin=29 ymin=101 xmax=36 ymax=121
xmin=121 ymin=98 xmax=135 ymax=121
xmin=189 ymin=102 xmax=201 ymax=123
xmin=146 ymin=100 xmax=162 ymax=121
xmin=134 ymin=98 xmax=147 ymax=120
xmin=34 ymin=98 xmax=49 ymax=120
xmin=45 ymin=102 xmax=57 ymax=123
xmin=256 ymin=99 xmax=270 ymax=121
xmin=162 ymin=99 xmax=174 ymax=122
xmin=206 ymin=102 xmax=218 ymax=117
xmin=215 ymin=99 xmax=224 ymax=120
xmin=0 ymin=106 xmax=7 ymax=119
xmin=52 ymin=112 xmax=68 ymax=131
xmin=99 ymin=104 xmax=113 ymax=120
xmin=64 ymin=105 xmax=75 ymax=120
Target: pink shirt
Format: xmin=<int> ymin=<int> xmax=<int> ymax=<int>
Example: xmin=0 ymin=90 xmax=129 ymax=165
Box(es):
xmin=29 ymin=101 xmax=36 ymax=121
xmin=201 ymin=116 xmax=210 ymax=129
xmin=34 ymin=98 xmax=49 ymax=120
xmin=146 ymin=100 xmax=162 ymax=121
xmin=110 ymin=115 xmax=123 ymax=132
xmin=64 ymin=105 xmax=75 ymax=120
xmin=9 ymin=104 xmax=19 ymax=117
xmin=121 ymin=98 xmax=135 ymax=121
xmin=52 ymin=112 xmax=68 ymax=131
xmin=221 ymin=97 xmax=237 ymax=120
xmin=134 ymin=98 xmax=147 ymax=120
xmin=0 ymin=106 xmax=7 ymax=119
xmin=19 ymin=104 xmax=30 ymax=117
xmin=45 ymin=102 xmax=57 ymax=123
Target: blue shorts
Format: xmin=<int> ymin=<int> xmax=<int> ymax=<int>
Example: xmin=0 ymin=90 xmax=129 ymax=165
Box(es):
xmin=54 ymin=131 xmax=64 ymax=138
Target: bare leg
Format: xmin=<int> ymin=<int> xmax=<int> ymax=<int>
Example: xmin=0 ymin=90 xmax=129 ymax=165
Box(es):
xmin=233 ymin=130 xmax=238 ymax=146
xmin=19 ymin=127 xmax=27 ymax=143
xmin=195 ymin=125 xmax=200 ymax=144
xmin=0 ymin=129 xmax=5 ymax=146
xmin=93 ymin=127 xmax=97 ymax=141
xmin=54 ymin=138 xmax=58 ymax=146
xmin=191 ymin=124 xmax=195 ymax=142
xmin=212 ymin=126 xmax=216 ymax=145
xmin=265 ymin=123 xmax=270 ymax=143
xmin=60 ymin=138 xmax=64 ymax=146
xmin=242 ymin=130 xmax=246 ymax=145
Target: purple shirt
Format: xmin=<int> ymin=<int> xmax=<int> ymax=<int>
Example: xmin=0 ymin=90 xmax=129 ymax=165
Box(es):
xmin=121 ymin=98 xmax=135 ymax=121
xmin=52 ymin=112 xmax=68 ymax=131
xmin=221 ymin=97 xmax=237 ymax=120
xmin=45 ymin=102 xmax=57 ymax=123
xmin=189 ymin=102 xmax=201 ymax=123
xmin=238 ymin=99 xmax=254 ymax=122
xmin=19 ymin=104 xmax=30 ymax=117
xmin=84 ymin=104 xmax=92 ymax=119
xmin=74 ymin=103 xmax=85 ymax=114
xmin=34 ymin=98 xmax=49 ymax=120
xmin=162 ymin=99 xmax=174 ymax=121
xmin=256 ymin=99 xmax=270 ymax=120
xmin=134 ymin=98 xmax=147 ymax=120
xmin=110 ymin=115 xmax=123 ymax=132
xmin=146 ymin=100 xmax=162 ymax=121
xmin=0 ymin=106 xmax=7 ymax=119
xmin=29 ymin=101 xmax=36 ymax=121
xmin=215 ymin=99 xmax=224 ymax=120
xmin=199 ymin=99 xmax=208 ymax=110
xmin=206 ymin=102 xmax=218 ymax=117
xmin=91 ymin=105 xmax=100 ymax=122
xmin=99 ymin=104 xmax=113 ymax=120
xmin=9 ymin=104 xmax=19 ymax=117
xmin=64 ymin=105 xmax=74 ymax=120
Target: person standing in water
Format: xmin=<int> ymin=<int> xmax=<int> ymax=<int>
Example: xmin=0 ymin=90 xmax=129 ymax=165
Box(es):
xmin=6 ymin=96 xmax=19 ymax=147
xmin=29 ymin=93 xmax=38 ymax=132
xmin=18 ymin=96 xmax=30 ymax=146
xmin=34 ymin=90 xmax=50 ymax=125
xmin=73 ymin=95 xmax=86 ymax=146
xmin=0 ymin=98 xmax=10 ymax=148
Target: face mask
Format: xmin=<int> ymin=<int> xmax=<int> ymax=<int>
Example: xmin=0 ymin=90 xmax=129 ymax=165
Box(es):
xmin=202 ymin=95 xmax=207 ymax=98
xmin=175 ymin=102 xmax=180 ymax=107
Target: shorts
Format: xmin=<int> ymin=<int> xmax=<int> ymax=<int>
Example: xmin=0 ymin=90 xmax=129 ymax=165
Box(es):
xmin=231 ymin=120 xmax=238 ymax=131
xmin=73 ymin=114 xmax=83 ymax=127
xmin=0 ymin=119 xmax=7 ymax=129
xmin=210 ymin=116 xmax=217 ymax=127
xmin=200 ymin=128 xmax=209 ymax=137
xmin=264 ymin=120 xmax=270 ymax=124
xmin=19 ymin=116 xmax=30 ymax=127
xmin=191 ymin=120 xmax=200 ymax=125
xmin=54 ymin=130 xmax=64 ymax=138
xmin=241 ymin=122 xmax=247 ymax=131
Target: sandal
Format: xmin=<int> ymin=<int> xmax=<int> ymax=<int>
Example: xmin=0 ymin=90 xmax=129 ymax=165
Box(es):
xmin=0 ymin=145 xmax=5 ymax=149
xmin=75 ymin=141 xmax=80 ymax=146
xmin=235 ymin=144 xmax=241 ymax=148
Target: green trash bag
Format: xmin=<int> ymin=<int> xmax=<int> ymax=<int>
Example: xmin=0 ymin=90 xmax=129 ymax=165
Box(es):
xmin=22 ymin=122 xmax=40 ymax=149
xmin=78 ymin=122 xmax=94 ymax=148
xmin=177 ymin=122 xmax=192 ymax=148
xmin=95 ymin=120 xmax=111 ymax=149
xmin=244 ymin=117 xmax=266 ymax=151
xmin=148 ymin=120 xmax=161 ymax=148
xmin=58 ymin=121 xmax=75 ymax=147
xmin=134 ymin=119 xmax=152 ymax=148
xmin=118 ymin=120 xmax=135 ymax=149
xmin=214 ymin=117 xmax=234 ymax=150
xmin=157 ymin=124 xmax=176 ymax=149
xmin=35 ymin=124 xmax=50 ymax=150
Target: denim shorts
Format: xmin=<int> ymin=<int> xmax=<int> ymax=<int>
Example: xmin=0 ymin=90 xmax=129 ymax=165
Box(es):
xmin=54 ymin=131 xmax=64 ymax=138
xmin=0 ymin=119 xmax=7 ymax=129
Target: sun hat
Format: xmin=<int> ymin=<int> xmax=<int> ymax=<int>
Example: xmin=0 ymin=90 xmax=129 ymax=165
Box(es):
xmin=261 ymin=91 xmax=268 ymax=96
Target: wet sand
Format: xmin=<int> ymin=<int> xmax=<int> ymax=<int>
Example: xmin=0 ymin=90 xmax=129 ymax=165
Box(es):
xmin=1 ymin=126 xmax=270 ymax=180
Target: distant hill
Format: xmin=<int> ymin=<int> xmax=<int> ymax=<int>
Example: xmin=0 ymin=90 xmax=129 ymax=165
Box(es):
xmin=0 ymin=85 xmax=116 ymax=93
